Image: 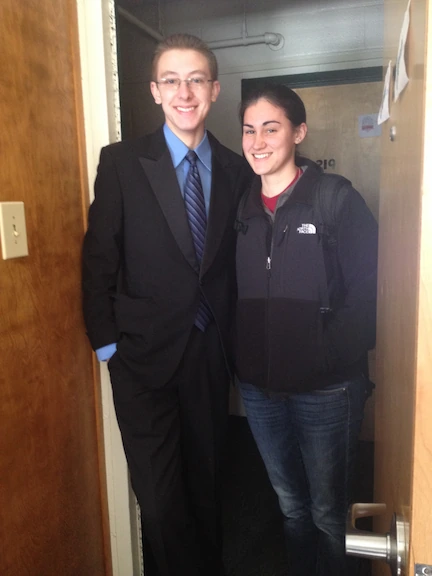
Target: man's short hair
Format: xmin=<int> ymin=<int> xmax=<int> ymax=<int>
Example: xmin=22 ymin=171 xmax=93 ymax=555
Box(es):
xmin=152 ymin=33 xmax=218 ymax=81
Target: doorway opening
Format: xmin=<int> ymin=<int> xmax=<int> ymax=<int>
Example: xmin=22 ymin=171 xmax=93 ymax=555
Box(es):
xmin=110 ymin=2 xmax=384 ymax=574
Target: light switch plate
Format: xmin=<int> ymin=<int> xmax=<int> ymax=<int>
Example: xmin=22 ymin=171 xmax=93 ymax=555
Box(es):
xmin=0 ymin=202 xmax=29 ymax=259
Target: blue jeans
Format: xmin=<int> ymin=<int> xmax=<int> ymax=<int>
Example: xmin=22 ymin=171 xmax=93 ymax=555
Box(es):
xmin=238 ymin=377 xmax=371 ymax=576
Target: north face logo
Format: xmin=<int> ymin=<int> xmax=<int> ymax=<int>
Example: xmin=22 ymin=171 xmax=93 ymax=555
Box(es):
xmin=297 ymin=223 xmax=317 ymax=234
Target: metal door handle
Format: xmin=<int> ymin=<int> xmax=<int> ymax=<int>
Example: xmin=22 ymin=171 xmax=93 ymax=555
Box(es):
xmin=346 ymin=503 xmax=408 ymax=576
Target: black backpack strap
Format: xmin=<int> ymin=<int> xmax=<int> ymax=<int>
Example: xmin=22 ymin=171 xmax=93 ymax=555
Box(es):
xmin=314 ymin=174 xmax=347 ymax=313
xmin=315 ymin=174 xmax=346 ymax=245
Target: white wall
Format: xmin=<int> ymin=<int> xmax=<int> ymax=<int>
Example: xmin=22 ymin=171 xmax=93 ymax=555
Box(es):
xmin=161 ymin=0 xmax=384 ymax=152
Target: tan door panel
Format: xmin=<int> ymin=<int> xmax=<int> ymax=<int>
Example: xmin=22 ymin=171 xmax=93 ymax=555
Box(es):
xmin=297 ymin=82 xmax=382 ymax=219
xmin=372 ymin=0 xmax=432 ymax=573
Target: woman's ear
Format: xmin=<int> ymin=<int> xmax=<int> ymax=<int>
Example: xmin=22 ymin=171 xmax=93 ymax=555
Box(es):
xmin=295 ymin=123 xmax=308 ymax=144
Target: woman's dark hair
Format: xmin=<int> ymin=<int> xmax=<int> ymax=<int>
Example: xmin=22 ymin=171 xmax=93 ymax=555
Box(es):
xmin=239 ymin=83 xmax=306 ymax=127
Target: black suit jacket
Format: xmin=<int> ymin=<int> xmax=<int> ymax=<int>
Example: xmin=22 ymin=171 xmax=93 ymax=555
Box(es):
xmin=82 ymin=127 xmax=252 ymax=384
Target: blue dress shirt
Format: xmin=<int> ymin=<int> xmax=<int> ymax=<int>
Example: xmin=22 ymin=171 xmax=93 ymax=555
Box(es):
xmin=96 ymin=124 xmax=213 ymax=362
xmin=163 ymin=124 xmax=212 ymax=215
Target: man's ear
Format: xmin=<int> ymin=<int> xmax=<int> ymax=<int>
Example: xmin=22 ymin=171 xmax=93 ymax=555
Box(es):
xmin=150 ymin=81 xmax=162 ymax=105
xmin=211 ymin=80 xmax=221 ymax=103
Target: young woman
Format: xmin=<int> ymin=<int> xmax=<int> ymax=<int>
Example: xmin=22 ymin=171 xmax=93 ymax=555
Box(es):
xmin=235 ymin=84 xmax=378 ymax=576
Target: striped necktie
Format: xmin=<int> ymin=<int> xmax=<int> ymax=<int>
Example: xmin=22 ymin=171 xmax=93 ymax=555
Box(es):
xmin=184 ymin=150 xmax=212 ymax=331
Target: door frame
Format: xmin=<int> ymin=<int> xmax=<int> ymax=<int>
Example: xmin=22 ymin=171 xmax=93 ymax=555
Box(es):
xmin=241 ymin=66 xmax=383 ymax=93
xmin=76 ymin=1 xmax=143 ymax=575
xmin=75 ymin=3 xmax=387 ymax=575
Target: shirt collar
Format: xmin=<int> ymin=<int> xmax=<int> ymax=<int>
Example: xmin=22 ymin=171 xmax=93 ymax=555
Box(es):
xmin=163 ymin=124 xmax=212 ymax=171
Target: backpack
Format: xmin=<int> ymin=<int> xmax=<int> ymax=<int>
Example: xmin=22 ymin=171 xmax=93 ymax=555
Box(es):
xmin=234 ymin=172 xmax=349 ymax=312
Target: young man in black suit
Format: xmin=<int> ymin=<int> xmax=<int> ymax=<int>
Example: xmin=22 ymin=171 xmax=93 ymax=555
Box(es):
xmin=82 ymin=34 xmax=251 ymax=576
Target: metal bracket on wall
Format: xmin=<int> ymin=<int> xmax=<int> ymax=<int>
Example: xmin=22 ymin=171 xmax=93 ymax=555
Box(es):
xmin=415 ymin=565 xmax=432 ymax=576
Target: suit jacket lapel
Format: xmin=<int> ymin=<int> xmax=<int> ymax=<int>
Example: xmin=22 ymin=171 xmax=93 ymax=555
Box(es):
xmin=138 ymin=128 xmax=236 ymax=278
xmin=139 ymin=144 xmax=199 ymax=274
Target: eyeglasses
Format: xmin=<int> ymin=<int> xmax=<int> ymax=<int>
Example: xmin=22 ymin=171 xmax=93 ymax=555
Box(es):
xmin=155 ymin=77 xmax=214 ymax=92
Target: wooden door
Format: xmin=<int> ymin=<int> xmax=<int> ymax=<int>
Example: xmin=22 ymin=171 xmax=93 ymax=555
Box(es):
xmin=0 ymin=2 xmax=110 ymax=575
xmin=297 ymin=79 xmax=382 ymax=441
xmin=373 ymin=0 xmax=432 ymax=574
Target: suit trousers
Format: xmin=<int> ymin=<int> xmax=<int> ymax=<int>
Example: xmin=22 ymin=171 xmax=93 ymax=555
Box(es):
xmin=108 ymin=323 xmax=230 ymax=576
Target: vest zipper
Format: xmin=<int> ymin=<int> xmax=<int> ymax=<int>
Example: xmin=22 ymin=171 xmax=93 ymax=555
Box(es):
xmin=266 ymin=230 xmax=275 ymax=277
xmin=265 ymin=217 xmax=288 ymax=389
xmin=265 ymin=218 xmax=277 ymax=389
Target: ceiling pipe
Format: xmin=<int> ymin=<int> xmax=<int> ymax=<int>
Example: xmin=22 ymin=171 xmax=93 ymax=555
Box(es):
xmin=116 ymin=7 xmax=284 ymax=51
xmin=117 ymin=6 xmax=164 ymax=42
xmin=207 ymin=33 xmax=284 ymax=51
